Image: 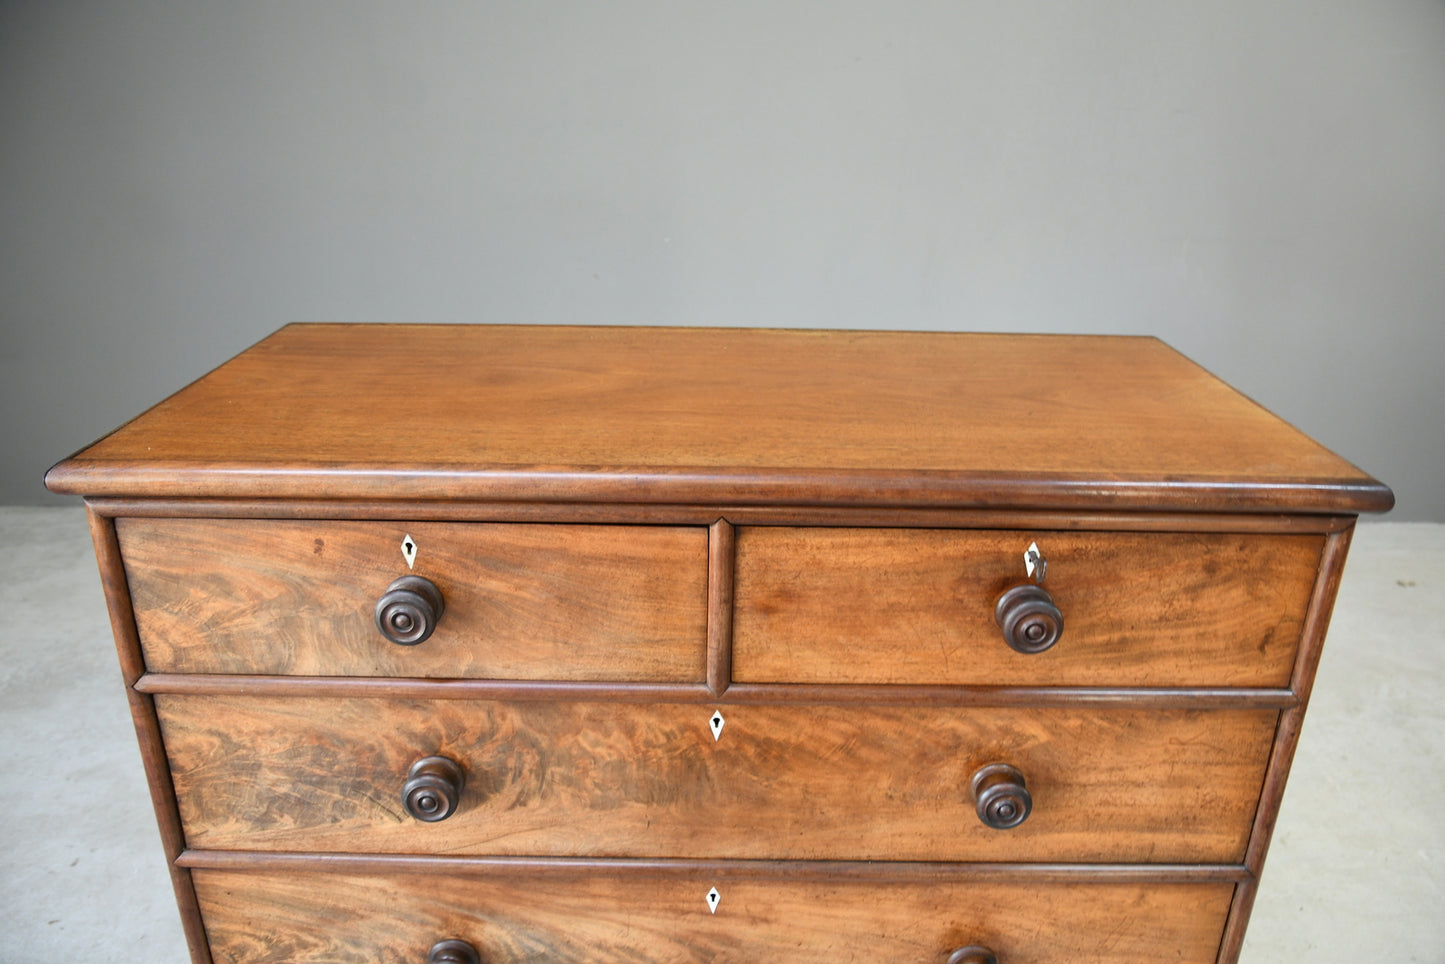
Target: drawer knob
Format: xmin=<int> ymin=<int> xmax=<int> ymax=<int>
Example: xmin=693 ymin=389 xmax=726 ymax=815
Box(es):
xmin=403 ymin=756 xmax=464 ymax=822
xmin=947 ymin=947 xmax=998 ymax=964
xmin=428 ymin=939 xmax=481 ymax=964
xmin=994 ymin=584 xmax=1063 ymax=654
xmin=375 ymin=575 xmax=446 ymax=646
xmin=970 ymin=763 xmax=1032 ymax=830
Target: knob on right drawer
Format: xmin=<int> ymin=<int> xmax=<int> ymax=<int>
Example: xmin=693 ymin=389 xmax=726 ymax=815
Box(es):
xmin=994 ymin=584 xmax=1063 ymax=654
xmin=948 ymin=947 xmax=998 ymax=964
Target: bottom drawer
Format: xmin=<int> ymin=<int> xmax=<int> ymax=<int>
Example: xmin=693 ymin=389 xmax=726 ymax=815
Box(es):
xmin=192 ymin=869 xmax=1235 ymax=963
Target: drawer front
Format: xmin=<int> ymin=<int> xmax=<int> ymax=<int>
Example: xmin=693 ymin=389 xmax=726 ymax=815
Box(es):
xmin=159 ymin=696 xmax=1276 ymax=863
xmin=733 ymin=527 xmax=1323 ymax=686
xmin=118 ymin=519 xmax=708 ymax=681
xmin=193 ymin=870 xmax=1235 ymax=963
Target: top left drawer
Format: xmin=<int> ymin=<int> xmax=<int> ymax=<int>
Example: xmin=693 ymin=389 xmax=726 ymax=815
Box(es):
xmin=116 ymin=519 xmax=709 ymax=681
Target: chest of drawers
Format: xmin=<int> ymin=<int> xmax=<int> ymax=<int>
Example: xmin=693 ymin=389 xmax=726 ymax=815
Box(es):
xmin=47 ymin=325 xmax=1391 ymax=963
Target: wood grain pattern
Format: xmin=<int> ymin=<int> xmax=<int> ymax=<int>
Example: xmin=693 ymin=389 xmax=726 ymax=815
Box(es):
xmin=134 ymin=672 xmax=1299 ymax=708
xmin=192 ymin=870 xmax=1235 ymax=963
xmin=706 ymin=519 xmax=735 ymax=696
xmin=177 ymin=850 xmax=1250 ymax=883
xmin=734 ymin=527 xmax=1322 ymax=687
xmin=84 ymin=497 xmax=1360 ymax=532
xmin=52 ymin=327 xmax=1392 ymax=964
xmin=1217 ymin=525 xmax=1354 ymax=963
xmin=46 ymin=325 xmax=1393 ymax=513
xmin=118 ymin=518 xmax=708 ymax=680
xmin=157 ymin=695 xmax=1276 ymax=864
xmin=85 ymin=510 xmax=216 ymax=964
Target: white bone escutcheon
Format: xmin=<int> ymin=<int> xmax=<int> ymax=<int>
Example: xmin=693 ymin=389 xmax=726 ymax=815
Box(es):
xmin=1023 ymin=541 xmax=1046 ymax=581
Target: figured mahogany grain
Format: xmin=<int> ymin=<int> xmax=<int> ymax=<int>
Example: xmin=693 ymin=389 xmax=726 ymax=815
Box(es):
xmin=48 ymin=326 xmax=1393 ymax=964
xmin=1218 ymin=525 xmax=1354 ymax=961
xmin=157 ymin=696 xmax=1276 ymax=864
xmin=734 ymin=527 xmax=1322 ymax=687
xmin=118 ymin=518 xmax=708 ymax=680
xmin=85 ymin=510 xmax=215 ymax=964
xmin=191 ymin=870 xmax=1234 ymax=963
xmin=46 ymin=325 xmax=1392 ymax=512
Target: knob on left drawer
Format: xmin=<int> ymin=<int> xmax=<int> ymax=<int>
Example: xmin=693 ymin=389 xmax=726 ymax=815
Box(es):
xmin=429 ymin=939 xmax=481 ymax=964
xmin=376 ymin=575 xmax=446 ymax=645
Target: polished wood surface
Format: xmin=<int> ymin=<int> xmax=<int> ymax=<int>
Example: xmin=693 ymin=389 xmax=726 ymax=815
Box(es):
xmin=134 ymin=672 xmax=1300 ymax=709
xmin=706 ymin=519 xmax=736 ymax=695
xmin=192 ymin=870 xmax=1235 ymax=963
xmin=734 ymin=527 xmax=1321 ymax=686
xmin=119 ymin=518 xmax=708 ymax=680
xmin=53 ymin=327 xmax=1393 ymax=964
xmin=157 ymin=695 xmax=1275 ymax=863
xmin=1218 ymin=525 xmax=1354 ymax=961
xmin=85 ymin=510 xmax=215 ymax=964
xmin=47 ymin=324 xmax=1391 ymax=512
xmin=177 ymin=849 xmax=1249 ymax=882
xmin=85 ymin=498 xmax=1360 ymax=531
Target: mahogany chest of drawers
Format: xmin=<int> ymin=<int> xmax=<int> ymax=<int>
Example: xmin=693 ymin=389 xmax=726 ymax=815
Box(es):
xmin=47 ymin=325 xmax=1392 ymax=963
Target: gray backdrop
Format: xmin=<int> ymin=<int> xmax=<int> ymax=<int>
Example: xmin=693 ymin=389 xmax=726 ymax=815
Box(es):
xmin=5 ymin=2 xmax=1442 ymax=518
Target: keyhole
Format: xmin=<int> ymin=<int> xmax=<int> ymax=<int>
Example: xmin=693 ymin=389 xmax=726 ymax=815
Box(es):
xmin=1024 ymin=541 xmax=1047 ymax=582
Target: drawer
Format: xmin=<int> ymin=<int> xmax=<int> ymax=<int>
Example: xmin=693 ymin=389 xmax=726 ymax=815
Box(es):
xmin=733 ymin=527 xmax=1323 ymax=686
xmin=118 ymin=519 xmax=708 ymax=681
xmin=158 ymin=696 xmax=1276 ymax=863
xmin=193 ymin=870 xmax=1235 ymax=963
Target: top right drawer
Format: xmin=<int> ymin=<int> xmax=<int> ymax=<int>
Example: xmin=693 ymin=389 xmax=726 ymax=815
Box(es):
xmin=731 ymin=528 xmax=1324 ymax=688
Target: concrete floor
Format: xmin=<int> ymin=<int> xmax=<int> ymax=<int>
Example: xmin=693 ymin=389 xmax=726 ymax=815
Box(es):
xmin=1 ymin=507 xmax=1441 ymax=962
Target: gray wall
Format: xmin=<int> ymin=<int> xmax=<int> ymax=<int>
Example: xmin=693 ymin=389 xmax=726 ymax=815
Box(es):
xmin=5 ymin=2 xmax=1442 ymax=518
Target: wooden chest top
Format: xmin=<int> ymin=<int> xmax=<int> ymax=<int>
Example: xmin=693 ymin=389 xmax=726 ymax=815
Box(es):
xmin=46 ymin=324 xmax=1394 ymax=963
xmin=46 ymin=324 xmax=1390 ymax=512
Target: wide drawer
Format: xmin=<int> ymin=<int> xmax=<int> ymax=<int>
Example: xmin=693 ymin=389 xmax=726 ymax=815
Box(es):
xmin=118 ymin=519 xmax=709 ymax=681
xmin=733 ymin=527 xmax=1323 ymax=686
xmin=192 ymin=869 xmax=1235 ymax=963
xmin=158 ymin=696 xmax=1276 ymax=863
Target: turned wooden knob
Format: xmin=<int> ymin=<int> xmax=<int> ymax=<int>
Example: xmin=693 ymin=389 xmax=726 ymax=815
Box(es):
xmin=428 ymin=939 xmax=481 ymax=964
xmin=994 ymin=584 xmax=1062 ymax=654
xmin=970 ymin=763 xmax=1032 ymax=830
xmin=375 ymin=575 xmax=445 ymax=645
xmin=947 ymin=947 xmax=998 ymax=964
xmin=403 ymin=756 xmax=464 ymax=822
